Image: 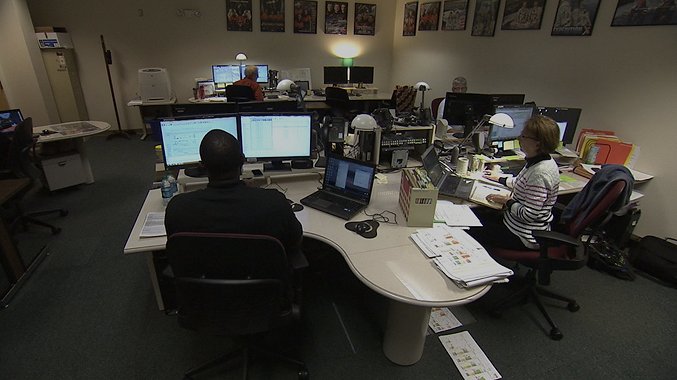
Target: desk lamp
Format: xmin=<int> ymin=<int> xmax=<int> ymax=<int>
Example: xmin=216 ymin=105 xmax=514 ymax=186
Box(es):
xmin=452 ymin=113 xmax=514 ymax=162
xmin=235 ymin=52 xmax=247 ymax=78
xmin=351 ymin=114 xmax=379 ymax=163
xmin=415 ymin=82 xmax=432 ymax=125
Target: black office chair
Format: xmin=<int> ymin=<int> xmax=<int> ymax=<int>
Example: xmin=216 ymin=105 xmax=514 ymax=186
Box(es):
xmin=166 ymin=232 xmax=308 ymax=379
xmin=325 ymin=86 xmax=357 ymax=119
xmin=0 ymin=117 xmax=67 ymax=234
xmin=225 ymin=85 xmax=256 ymax=102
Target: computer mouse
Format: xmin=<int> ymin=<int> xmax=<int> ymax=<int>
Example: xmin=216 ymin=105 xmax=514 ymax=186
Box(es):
xmin=291 ymin=203 xmax=304 ymax=212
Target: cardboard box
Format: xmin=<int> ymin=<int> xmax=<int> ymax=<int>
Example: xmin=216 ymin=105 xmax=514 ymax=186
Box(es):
xmin=35 ymin=27 xmax=73 ymax=48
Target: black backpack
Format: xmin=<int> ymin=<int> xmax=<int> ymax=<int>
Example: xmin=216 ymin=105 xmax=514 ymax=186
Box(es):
xmin=629 ymin=236 xmax=677 ymax=287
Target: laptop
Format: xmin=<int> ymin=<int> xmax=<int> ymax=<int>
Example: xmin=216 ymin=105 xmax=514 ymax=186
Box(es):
xmin=421 ymin=145 xmax=510 ymax=209
xmin=300 ymin=155 xmax=376 ymax=220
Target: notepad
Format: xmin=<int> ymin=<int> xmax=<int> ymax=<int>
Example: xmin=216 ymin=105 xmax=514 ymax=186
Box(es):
xmin=140 ymin=212 xmax=166 ymax=238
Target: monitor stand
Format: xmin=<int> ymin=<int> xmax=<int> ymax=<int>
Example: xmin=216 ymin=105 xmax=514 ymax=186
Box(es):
xmin=263 ymin=160 xmax=292 ymax=172
xmin=184 ymin=166 xmax=208 ymax=178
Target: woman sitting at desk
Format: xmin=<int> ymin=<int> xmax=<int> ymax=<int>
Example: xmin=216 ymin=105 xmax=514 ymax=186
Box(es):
xmin=470 ymin=115 xmax=560 ymax=250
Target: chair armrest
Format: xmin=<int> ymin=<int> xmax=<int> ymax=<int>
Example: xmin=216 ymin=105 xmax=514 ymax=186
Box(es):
xmin=533 ymin=230 xmax=580 ymax=249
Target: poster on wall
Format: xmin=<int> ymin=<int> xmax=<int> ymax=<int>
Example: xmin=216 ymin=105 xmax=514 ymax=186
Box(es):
xmin=501 ymin=0 xmax=546 ymax=30
xmin=325 ymin=1 xmax=348 ymax=34
xmin=403 ymin=2 xmax=419 ymax=36
xmin=226 ymin=0 xmax=253 ymax=31
xmin=441 ymin=0 xmax=469 ymax=30
xmin=355 ymin=3 xmax=377 ymax=35
xmin=294 ymin=1 xmax=318 ymax=34
xmin=611 ymin=0 xmax=677 ymax=26
xmin=261 ymin=0 xmax=285 ymax=32
xmin=419 ymin=2 xmax=441 ymax=30
xmin=551 ymin=0 xmax=601 ymax=35
xmin=471 ymin=0 xmax=500 ymax=36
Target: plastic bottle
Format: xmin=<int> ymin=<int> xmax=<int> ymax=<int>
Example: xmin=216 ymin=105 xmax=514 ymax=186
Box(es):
xmin=167 ymin=175 xmax=178 ymax=195
xmin=161 ymin=177 xmax=173 ymax=206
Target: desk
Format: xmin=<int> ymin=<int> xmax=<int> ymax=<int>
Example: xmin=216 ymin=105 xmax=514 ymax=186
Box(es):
xmin=127 ymin=98 xmax=177 ymax=140
xmin=35 ymin=121 xmax=110 ymax=190
xmin=0 ymin=178 xmax=49 ymax=307
xmin=124 ymin=173 xmax=490 ymax=365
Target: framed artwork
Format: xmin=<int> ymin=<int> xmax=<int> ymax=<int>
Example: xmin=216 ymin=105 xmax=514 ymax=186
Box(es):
xmin=261 ymin=0 xmax=285 ymax=32
xmin=471 ymin=0 xmax=500 ymax=36
xmin=294 ymin=0 xmax=317 ymax=34
xmin=419 ymin=2 xmax=442 ymax=30
xmin=611 ymin=0 xmax=677 ymax=26
xmin=502 ymin=0 xmax=546 ymax=30
xmin=325 ymin=1 xmax=348 ymax=34
xmin=226 ymin=0 xmax=253 ymax=31
xmin=403 ymin=2 xmax=419 ymax=36
xmin=355 ymin=3 xmax=377 ymax=35
xmin=441 ymin=0 xmax=469 ymax=31
xmin=552 ymin=0 xmax=601 ymax=35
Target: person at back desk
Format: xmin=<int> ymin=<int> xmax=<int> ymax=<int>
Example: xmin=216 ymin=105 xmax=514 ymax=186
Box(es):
xmin=164 ymin=130 xmax=306 ymax=268
xmin=435 ymin=76 xmax=468 ymax=121
xmin=234 ymin=65 xmax=264 ymax=101
xmin=468 ymin=115 xmax=560 ymax=250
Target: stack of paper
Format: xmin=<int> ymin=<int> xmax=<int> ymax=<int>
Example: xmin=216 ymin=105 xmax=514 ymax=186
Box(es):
xmin=434 ymin=201 xmax=482 ymax=227
xmin=410 ymin=225 xmax=513 ymax=288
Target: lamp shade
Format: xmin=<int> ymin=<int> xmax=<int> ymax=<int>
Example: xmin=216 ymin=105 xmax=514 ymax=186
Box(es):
xmin=488 ymin=113 xmax=514 ymax=128
xmin=415 ymin=81 xmax=430 ymax=91
xmin=276 ymin=79 xmax=295 ymax=91
xmin=351 ymin=114 xmax=378 ymax=131
xmin=235 ymin=53 xmax=247 ymax=61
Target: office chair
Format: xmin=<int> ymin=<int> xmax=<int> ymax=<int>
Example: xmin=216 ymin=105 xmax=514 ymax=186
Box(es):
xmin=225 ymin=85 xmax=256 ymax=102
xmin=166 ymin=232 xmax=309 ymax=379
xmin=0 ymin=117 xmax=67 ymax=235
xmin=487 ymin=177 xmax=629 ymax=340
xmin=431 ymin=97 xmax=444 ymax=119
xmin=324 ymin=86 xmax=354 ymax=118
xmin=391 ymin=85 xmax=417 ymax=116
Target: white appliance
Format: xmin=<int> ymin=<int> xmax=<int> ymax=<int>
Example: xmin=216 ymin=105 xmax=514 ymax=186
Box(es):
xmin=138 ymin=68 xmax=172 ymax=102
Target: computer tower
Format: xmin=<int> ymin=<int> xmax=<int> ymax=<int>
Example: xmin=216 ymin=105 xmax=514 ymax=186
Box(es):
xmin=138 ymin=68 xmax=172 ymax=102
xmin=603 ymin=208 xmax=641 ymax=249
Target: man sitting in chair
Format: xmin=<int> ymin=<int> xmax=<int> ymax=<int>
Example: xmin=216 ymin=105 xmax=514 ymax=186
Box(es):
xmin=165 ymin=129 xmax=306 ymax=268
xmin=234 ymin=65 xmax=264 ymax=101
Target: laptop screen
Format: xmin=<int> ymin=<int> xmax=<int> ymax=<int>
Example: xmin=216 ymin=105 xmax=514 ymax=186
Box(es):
xmin=324 ymin=155 xmax=376 ymax=204
xmin=0 ymin=109 xmax=24 ymax=131
xmin=421 ymin=145 xmax=445 ymax=187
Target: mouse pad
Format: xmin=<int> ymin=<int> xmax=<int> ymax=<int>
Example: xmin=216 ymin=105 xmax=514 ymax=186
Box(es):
xmin=344 ymin=220 xmax=379 ymax=239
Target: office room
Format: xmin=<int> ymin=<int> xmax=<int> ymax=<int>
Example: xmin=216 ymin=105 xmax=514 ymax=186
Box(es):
xmin=1 ymin=0 xmax=676 ymax=378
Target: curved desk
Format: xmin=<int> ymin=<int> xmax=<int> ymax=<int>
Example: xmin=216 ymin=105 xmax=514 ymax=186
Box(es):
xmin=123 ymin=173 xmax=490 ymax=365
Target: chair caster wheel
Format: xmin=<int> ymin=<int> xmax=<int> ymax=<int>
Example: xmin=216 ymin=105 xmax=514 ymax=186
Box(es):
xmin=567 ymin=302 xmax=580 ymax=312
xmin=298 ymin=368 xmax=309 ymax=379
xmin=550 ymin=328 xmax=563 ymax=340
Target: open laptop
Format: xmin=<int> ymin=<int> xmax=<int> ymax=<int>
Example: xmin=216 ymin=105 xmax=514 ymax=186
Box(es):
xmin=421 ymin=145 xmax=510 ymax=209
xmin=300 ymin=154 xmax=376 ymax=220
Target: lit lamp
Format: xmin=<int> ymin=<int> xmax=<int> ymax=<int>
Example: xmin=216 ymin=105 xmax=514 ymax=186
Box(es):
xmin=415 ymin=81 xmax=431 ymax=125
xmin=455 ymin=113 xmax=514 ymax=158
xmin=351 ymin=114 xmax=379 ymax=163
xmin=235 ymin=52 xmax=247 ymax=76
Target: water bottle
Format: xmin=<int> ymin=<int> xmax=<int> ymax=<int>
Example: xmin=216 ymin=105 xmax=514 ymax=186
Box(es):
xmin=168 ymin=175 xmax=178 ymax=195
xmin=161 ymin=178 xmax=173 ymax=206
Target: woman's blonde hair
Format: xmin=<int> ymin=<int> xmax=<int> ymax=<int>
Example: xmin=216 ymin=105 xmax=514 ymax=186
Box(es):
xmin=524 ymin=114 xmax=560 ymax=154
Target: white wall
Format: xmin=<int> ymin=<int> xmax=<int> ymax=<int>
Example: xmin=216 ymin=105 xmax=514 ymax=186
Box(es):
xmin=25 ymin=0 xmax=395 ymax=131
xmin=391 ymin=0 xmax=677 ymax=237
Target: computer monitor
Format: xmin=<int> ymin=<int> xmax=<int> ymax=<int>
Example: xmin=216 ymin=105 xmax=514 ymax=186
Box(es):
xmin=212 ymin=65 xmax=241 ymax=84
xmin=240 ymin=64 xmax=269 ymax=84
xmin=489 ymin=105 xmax=534 ymax=141
xmin=0 ymin=109 xmax=24 ymax=131
xmin=442 ymin=92 xmax=494 ymax=137
xmin=490 ymin=94 xmax=526 ymax=106
xmin=160 ymin=114 xmax=239 ymax=173
xmin=349 ymin=66 xmax=374 ymax=85
xmin=537 ymin=106 xmax=582 ymax=144
xmin=240 ymin=112 xmax=313 ymax=171
xmin=323 ymin=66 xmax=349 ymax=85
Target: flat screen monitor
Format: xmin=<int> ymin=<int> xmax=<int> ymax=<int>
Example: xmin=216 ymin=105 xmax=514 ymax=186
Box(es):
xmin=240 ymin=64 xmax=269 ymax=84
xmin=349 ymin=66 xmax=374 ymax=84
xmin=323 ymin=66 xmax=349 ymax=85
xmin=240 ymin=113 xmax=312 ymax=171
xmin=212 ymin=65 xmax=241 ymax=84
xmin=537 ymin=106 xmax=582 ymax=144
xmin=160 ymin=114 xmax=239 ymax=171
xmin=490 ymin=94 xmax=525 ymax=106
xmin=489 ymin=105 xmax=534 ymax=141
xmin=0 ymin=109 xmax=24 ymax=131
xmin=442 ymin=92 xmax=493 ymax=137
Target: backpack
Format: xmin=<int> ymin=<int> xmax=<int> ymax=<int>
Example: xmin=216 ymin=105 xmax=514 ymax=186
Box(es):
xmin=629 ymin=236 xmax=677 ymax=287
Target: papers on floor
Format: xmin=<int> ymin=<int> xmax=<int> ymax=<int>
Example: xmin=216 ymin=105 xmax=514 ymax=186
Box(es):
xmin=429 ymin=307 xmax=462 ymax=333
xmin=410 ymin=225 xmax=513 ymax=288
xmin=434 ymin=200 xmax=482 ymax=227
xmin=140 ymin=212 xmax=166 ymax=238
xmin=439 ymin=331 xmax=502 ymax=380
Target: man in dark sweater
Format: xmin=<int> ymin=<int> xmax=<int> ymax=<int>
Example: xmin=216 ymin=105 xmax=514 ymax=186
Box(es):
xmin=164 ymin=129 xmax=305 ymax=267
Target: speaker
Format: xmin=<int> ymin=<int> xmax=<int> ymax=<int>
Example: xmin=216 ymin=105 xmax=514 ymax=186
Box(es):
xmin=138 ymin=68 xmax=172 ymax=102
xmin=291 ymin=159 xmax=313 ymax=169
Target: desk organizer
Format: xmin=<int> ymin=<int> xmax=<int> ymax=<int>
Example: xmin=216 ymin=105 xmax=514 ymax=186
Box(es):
xmin=398 ymin=168 xmax=438 ymax=227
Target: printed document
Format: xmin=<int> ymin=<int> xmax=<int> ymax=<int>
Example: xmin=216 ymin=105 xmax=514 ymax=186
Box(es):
xmin=140 ymin=212 xmax=166 ymax=238
xmin=439 ymin=331 xmax=502 ymax=380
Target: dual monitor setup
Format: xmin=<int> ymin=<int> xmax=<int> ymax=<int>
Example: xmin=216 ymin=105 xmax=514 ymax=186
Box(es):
xmin=442 ymin=92 xmax=582 ymax=149
xmin=160 ymin=112 xmax=312 ymax=177
xmin=212 ymin=64 xmax=269 ymax=85
xmin=323 ymin=66 xmax=374 ymax=86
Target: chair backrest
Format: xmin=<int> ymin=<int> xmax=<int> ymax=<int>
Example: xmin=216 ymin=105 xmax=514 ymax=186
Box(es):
xmin=431 ymin=97 xmax=444 ymax=119
xmin=6 ymin=117 xmax=37 ymax=179
xmin=391 ymin=86 xmax=416 ymax=116
xmin=225 ymin=85 xmax=255 ymax=102
xmin=564 ymin=180 xmax=626 ymax=238
xmin=324 ymin=86 xmax=350 ymax=102
xmin=166 ymin=232 xmax=293 ymax=336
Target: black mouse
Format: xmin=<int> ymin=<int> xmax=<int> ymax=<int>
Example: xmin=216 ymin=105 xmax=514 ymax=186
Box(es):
xmin=291 ymin=203 xmax=303 ymax=212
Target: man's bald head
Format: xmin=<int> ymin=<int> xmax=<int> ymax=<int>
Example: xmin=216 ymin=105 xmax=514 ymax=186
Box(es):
xmin=199 ymin=129 xmax=244 ymax=180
